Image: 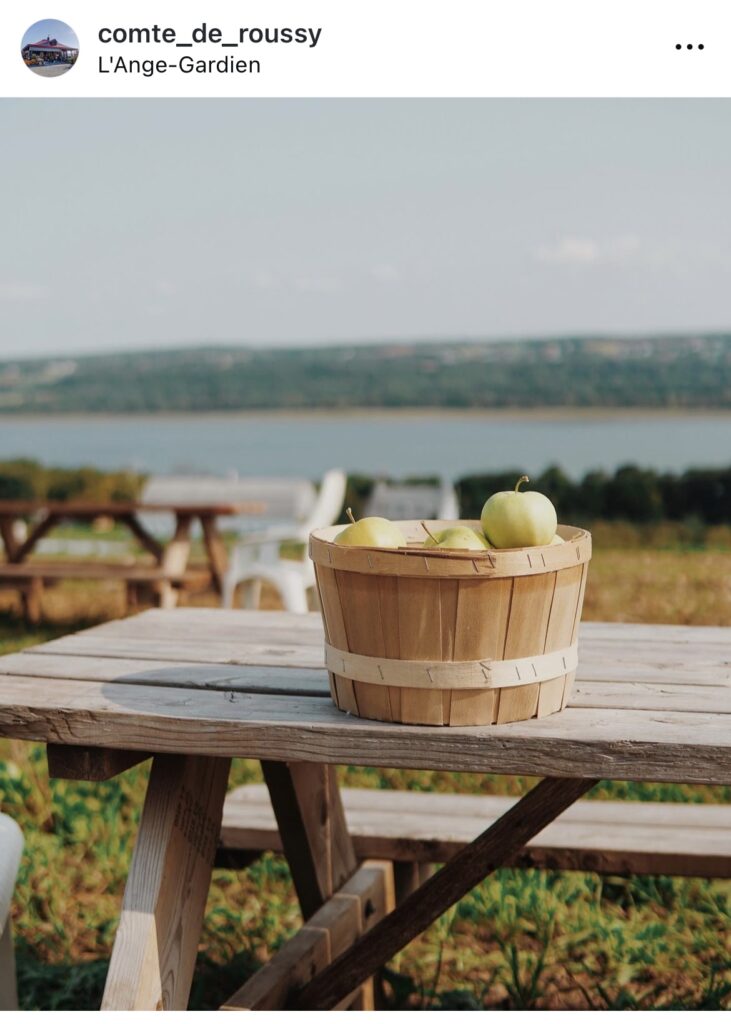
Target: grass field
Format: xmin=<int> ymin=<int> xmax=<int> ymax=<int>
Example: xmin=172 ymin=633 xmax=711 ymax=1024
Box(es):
xmin=1 ymin=544 xmax=730 ymax=1010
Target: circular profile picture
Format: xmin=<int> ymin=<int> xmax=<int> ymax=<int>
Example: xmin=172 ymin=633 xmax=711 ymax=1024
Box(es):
xmin=21 ymin=19 xmax=79 ymax=77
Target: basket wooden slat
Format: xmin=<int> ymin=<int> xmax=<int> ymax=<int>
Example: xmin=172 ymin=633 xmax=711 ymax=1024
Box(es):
xmin=311 ymin=521 xmax=591 ymax=727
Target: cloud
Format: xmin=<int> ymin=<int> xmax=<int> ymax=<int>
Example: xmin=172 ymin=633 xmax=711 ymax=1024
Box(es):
xmin=294 ymin=275 xmax=340 ymax=294
xmin=153 ymin=280 xmax=177 ymax=297
xmin=533 ymin=237 xmax=600 ymax=266
xmin=533 ymin=234 xmax=645 ymax=268
xmin=251 ymin=271 xmax=279 ymax=291
xmin=0 ymin=281 xmax=49 ymax=301
xmin=370 ymin=263 xmax=400 ymax=284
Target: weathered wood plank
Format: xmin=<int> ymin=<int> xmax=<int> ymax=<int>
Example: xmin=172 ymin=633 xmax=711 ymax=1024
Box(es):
xmin=17 ymin=612 xmax=731 ymax=692
xmin=294 ymin=776 xmax=597 ymax=1009
xmin=5 ymin=651 xmax=731 ymax=715
xmin=101 ymin=754 xmax=230 ymax=1010
xmin=33 ymin=633 xmax=729 ymax=683
xmin=0 ymin=501 xmax=264 ymax=517
xmin=22 ymin=634 xmax=325 ymax=669
xmin=1 ymin=674 xmax=731 ymax=783
xmin=221 ymin=861 xmax=394 ymax=1011
xmin=220 ymin=785 xmax=731 ymax=877
xmin=579 ymin=621 xmax=731 ymax=644
xmin=47 ymin=744 xmax=150 ymax=781
xmin=262 ymin=761 xmax=357 ymax=920
xmin=18 ymin=607 xmax=730 ymax=650
xmin=0 ymin=915 xmax=18 ymax=1011
xmin=0 ymin=653 xmax=331 ymax=696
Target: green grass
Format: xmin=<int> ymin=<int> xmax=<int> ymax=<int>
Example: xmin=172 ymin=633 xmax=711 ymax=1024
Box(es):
xmin=2 ymin=545 xmax=731 ymax=1010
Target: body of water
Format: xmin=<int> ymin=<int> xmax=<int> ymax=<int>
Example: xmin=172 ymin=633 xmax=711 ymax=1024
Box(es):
xmin=0 ymin=412 xmax=728 ymax=479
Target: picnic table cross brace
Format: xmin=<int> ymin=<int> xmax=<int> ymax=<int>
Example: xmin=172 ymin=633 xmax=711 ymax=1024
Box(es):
xmin=291 ymin=774 xmax=598 ymax=1010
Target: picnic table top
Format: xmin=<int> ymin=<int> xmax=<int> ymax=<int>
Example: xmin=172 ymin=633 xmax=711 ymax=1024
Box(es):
xmin=0 ymin=609 xmax=728 ymax=785
xmin=0 ymin=500 xmax=265 ymax=517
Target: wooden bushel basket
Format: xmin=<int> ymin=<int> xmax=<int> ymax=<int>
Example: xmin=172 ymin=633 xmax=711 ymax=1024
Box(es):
xmin=310 ymin=521 xmax=591 ymax=726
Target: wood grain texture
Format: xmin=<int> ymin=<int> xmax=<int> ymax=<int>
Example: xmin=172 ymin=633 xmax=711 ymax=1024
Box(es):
xmin=294 ymin=776 xmax=597 ymax=1009
xmin=324 ymin=642 xmax=578 ymax=690
xmin=0 ymin=517 xmax=19 ymax=561
xmin=0 ymin=916 xmax=18 ymax=1011
xmin=221 ymin=861 xmax=394 ymax=1011
xmin=47 ymin=744 xmax=150 ymax=781
xmin=3 ymin=612 xmax=731 ymax=783
xmin=101 ymin=754 xmax=230 ymax=1010
xmin=3 ymin=673 xmax=731 ymax=783
xmin=310 ymin=521 xmax=591 ymax=578
xmin=262 ymin=761 xmax=357 ymax=920
xmin=221 ymin=785 xmax=731 ymax=878
xmin=315 ymin=523 xmax=590 ymax=726
xmin=199 ymin=515 xmax=228 ymax=593
xmin=23 ymin=610 xmax=731 ymax=679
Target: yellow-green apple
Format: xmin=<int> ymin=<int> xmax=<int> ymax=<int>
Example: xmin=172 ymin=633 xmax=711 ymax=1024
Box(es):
xmin=481 ymin=476 xmax=557 ymax=548
xmin=422 ymin=522 xmax=490 ymax=550
xmin=335 ymin=508 xmax=406 ymax=548
xmin=550 ymin=535 xmax=564 ymax=545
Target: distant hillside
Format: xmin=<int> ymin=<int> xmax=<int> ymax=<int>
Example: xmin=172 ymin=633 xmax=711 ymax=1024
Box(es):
xmin=1 ymin=335 xmax=731 ymax=413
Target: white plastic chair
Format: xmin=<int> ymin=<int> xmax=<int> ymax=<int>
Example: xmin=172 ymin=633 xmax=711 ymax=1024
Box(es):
xmin=222 ymin=469 xmax=347 ymax=613
xmin=364 ymin=477 xmax=460 ymax=521
xmin=0 ymin=814 xmax=23 ymax=1011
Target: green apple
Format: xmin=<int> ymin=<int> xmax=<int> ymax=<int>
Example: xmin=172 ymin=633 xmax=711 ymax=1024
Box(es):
xmin=481 ymin=476 xmax=557 ymax=548
xmin=550 ymin=535 xmax=564 ymax=545
xmin=422 ymin=522 xmax=491 ymax=550
xmin=335 ymin=508 xmax=406 ymax=548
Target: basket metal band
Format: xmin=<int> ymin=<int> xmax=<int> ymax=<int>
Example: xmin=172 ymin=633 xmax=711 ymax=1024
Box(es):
xmin=324 ymin=642 xmax=579 ymax=691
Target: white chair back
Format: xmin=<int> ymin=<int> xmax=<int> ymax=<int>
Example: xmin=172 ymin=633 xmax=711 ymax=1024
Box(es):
xmin=301 ymin=469 xmax=347 ymax=535
xmin=364 ymin=478 xmax=460 ymax=521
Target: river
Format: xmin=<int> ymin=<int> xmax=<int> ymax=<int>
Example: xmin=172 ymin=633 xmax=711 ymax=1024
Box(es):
xmin=0 ymin=411 xmax=728 ymax=479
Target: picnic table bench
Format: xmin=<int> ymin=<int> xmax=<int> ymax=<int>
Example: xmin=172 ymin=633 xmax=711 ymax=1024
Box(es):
xmin=0 ymin=500 xmax=264 ymax=621
xmin=0 ymin=608 xmax=728 ymax=1010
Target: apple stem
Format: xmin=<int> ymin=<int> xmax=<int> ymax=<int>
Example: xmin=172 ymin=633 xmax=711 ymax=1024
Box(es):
xmin=421 ymin=521 xmax=439 ymax=544
xmin=515 ymin=475 xmax=530 ymax=493
xmin=346 ymin=508 xmax=357 ymax=525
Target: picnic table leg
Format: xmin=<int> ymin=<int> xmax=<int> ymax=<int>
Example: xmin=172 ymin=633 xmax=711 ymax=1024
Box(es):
xmin=101 ymin=753 xmax=231 ymax=1011
xmin=294 ymin=775 xmax=598 ymax=1010
xmin=0 ymin=516 xmax=18 ymax=561
xmin=261 ymin=761 xmax=358 ymax=919
xmin=260 ymin=761 xmax=377 ymax=1008
xmin=118 ymin=513 xmax=165 ymax=563
xmin=21 ymin=577 xmax=44 ymax=625
xmin=199 ymin=515 xmax=228 ymax=594
xmin=157 ymin=514 xmax=192 ymax=609
xmin=9 ymin=512 xmax=59 ymax=563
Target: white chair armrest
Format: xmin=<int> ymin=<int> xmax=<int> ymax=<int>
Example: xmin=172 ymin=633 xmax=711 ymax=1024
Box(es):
xmin=233 ymin=524 xmax=309 ymax=547
xmin=0 ymin=815 xmax=23 ymax=932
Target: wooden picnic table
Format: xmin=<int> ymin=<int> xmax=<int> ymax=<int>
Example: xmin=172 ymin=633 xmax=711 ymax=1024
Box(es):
xmin=0 ymin=608 xmax=728 ymax=1010
xmin=0 ymin=499 xmax=265 ymax=615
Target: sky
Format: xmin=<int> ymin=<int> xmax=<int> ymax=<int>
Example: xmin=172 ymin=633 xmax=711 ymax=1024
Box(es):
xmin=1 ymin=99 xmax=731 ymax=358
xmin=21 ymin=20 xmax=79 ymax=50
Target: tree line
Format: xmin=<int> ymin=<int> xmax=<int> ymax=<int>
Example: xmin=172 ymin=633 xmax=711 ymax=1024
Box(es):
xmin=456 ymin=465 xmax=731 ymax=525
xmin=3 ymin=336 xmax=731 ymax=413
xmin=2 ymin=458 xmax=730 ymax=527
